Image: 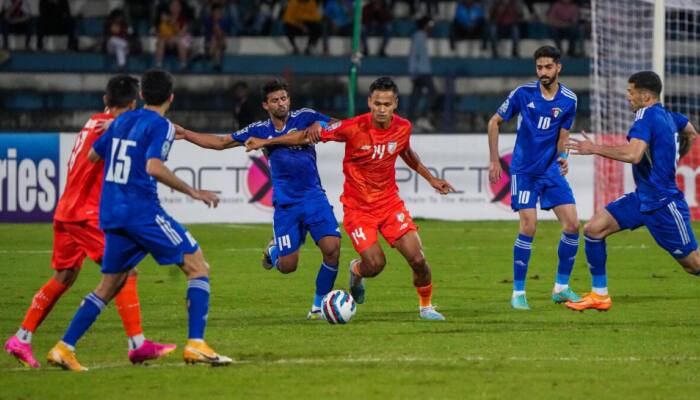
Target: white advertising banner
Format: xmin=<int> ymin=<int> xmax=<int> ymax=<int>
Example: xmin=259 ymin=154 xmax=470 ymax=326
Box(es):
xmin=58 ymin=133 xmax=595 ymax=223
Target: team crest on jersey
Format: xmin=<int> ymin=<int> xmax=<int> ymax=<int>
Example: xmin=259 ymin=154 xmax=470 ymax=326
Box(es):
xmin=325 ymin=121 xmax=341 ymax=131
xmin=396 ymin=212 xmax=405 ymax=222
xmin=387 ymin=142 xmax=397 ymax=154
xmin=551 ymin=107 xmax=563 ymax=118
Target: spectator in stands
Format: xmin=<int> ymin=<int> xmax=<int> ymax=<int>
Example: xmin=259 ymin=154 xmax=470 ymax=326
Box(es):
xmin=392 ymin=0 xmax=416 ymax=15
xmin=154 ymin=0 xmax=192 ymax=71
xmin=449 ymin=0 xmax=485 ymax=54
xmin=232 ymin=81 xmax=259 ymax=129
xmin=224 ymin=0 xmax=242 ymax=36
xmin=546 ymin=0 xmax=583 ymax=57
xmin=486 ymin=0 xmax=523 ymax=58
xmin=1 ymin=0 xmax=32 ymax=50
xmin=408 ymin=16 xmax=437 ymax=132
xmin=361 ymin=0 xmax=392 ymax=57
xmin=203 ymin=3 xmax=230 ymax=71
xmin=282 ymin=0 xmax=322 ymax=55
xmin=104 ymin=9 xmax=130 ymax=71
xmin=239 ymin=0 xmax=274 ymax=36
xmin=322 ymin=0 xmax=352 ymax=55
xmin=124 ymin=0 xmax=154 ymax=36
xmin=37 ymin=0 xmax=78 ymax=51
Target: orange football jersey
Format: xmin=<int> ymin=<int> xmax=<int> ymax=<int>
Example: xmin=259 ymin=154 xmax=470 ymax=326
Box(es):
xmin=321 ymin=113 xmax=412 ymax=211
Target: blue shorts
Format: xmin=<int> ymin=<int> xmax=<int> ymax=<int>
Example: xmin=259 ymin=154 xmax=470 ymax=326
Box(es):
xmin=606 ymin=192 xmax=698 ymax=259
xmin=273 ymin=193 xmax=340 ymax=257
xmin=101 ymin=213 xmax=199 ymax=273
xmin=510 ymin=173 xmax=575 ymax=211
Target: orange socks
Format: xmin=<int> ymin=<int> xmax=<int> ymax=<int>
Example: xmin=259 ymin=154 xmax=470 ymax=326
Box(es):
xmin=114 ymin=275 xmax=143 ymax=337
xmin=415 ymin=283 xmax=433 ymax=308
xmin=351 ymin=260 xmax=363 ymax=277
xmin=21 ymin=277 xmax=69 ymax=332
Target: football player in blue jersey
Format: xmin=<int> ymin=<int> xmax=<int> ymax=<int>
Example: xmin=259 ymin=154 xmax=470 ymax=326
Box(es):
xmin=488 ymin=45 xmax=582 ymax=310
xmin=176 ymin=79 xmax=342 ymax=320
xmin=566 ymin=70 xmax=700 ymax=312
xmin=46 ymin=69 xmax=232 ymax=371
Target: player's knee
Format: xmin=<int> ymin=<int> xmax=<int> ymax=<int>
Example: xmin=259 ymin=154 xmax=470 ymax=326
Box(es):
xmin=182 ymin=255 xmax=210 ymax=279
xmin=323 ymin=246 xmax=340 ymax=266
xmin=277 ymin=258 xmax=298 ymax=274
xmin=407 ymin=252 xmax=427 ymax=270
xmin=680 ymin=252 xmax=700 ymax=275
xmin=363 ymin=255 xmax=386 ymax=277
xmin=583 ymin=221 xmax=604 ymax=239
xmin=54 ymin=268 xmax=80 ymax=286
xmin=563 ymin=221 xmax=580 ymax=234
xmin=520 ymin=223 xmax=536 ymax=237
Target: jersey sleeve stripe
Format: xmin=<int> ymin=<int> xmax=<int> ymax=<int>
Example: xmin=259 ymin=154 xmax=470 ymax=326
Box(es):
xmin=166 ymin=121 xmax=175 ymax=141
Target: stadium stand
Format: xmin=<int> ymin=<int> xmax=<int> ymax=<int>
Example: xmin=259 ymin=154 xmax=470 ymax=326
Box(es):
xmin=0 ymin=0 xmax=592 ymax=132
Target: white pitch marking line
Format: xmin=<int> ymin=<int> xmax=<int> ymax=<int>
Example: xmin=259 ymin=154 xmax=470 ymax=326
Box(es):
xmin=5 ymin=355 xmax=700 ymax=372
xmin=0 ymin=250 xmax=52 ymax=254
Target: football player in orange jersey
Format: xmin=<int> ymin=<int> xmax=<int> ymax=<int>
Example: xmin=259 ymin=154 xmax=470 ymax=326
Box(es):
xmin=4 ymin=75 xmax=175 ymax=369
xmin=245 ymin=77 xmax=454 ymax=320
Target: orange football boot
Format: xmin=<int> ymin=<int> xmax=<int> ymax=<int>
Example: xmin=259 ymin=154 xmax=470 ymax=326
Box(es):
xmin=565 ymin=292 xmax=612 ymax=312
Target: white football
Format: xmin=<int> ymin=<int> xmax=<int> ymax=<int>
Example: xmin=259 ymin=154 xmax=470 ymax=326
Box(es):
xmin=321 ymin=290 xmax=356 ymax=324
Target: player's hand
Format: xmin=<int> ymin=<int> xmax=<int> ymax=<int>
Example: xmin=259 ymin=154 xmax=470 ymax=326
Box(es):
xmin=305 ymin=122 xmax=322 ymax=144
xmin=557 ymin=156 xmax=569 ymax=176
xmin=430 ymin=178 xmax=456 ymax=195
xmin=191 ymin=189 xmax=220 ymax=208
xmin=244 ymin=137 xmax=266 ymax=152
xmin=173 ymin=124 xmax=187 ymax=140
xmin=488 ymin=160 xmax=502 ymax=184
xmin=567 ymin=131 xmax=596 ymax=155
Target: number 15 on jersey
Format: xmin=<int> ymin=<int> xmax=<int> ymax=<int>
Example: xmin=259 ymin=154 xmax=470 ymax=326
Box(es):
xmin=106 ymin=138 xmax=136 ymax=184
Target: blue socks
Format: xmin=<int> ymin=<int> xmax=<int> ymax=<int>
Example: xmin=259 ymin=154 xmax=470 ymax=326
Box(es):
xmin=585 ymin=235 xmax=608 ymax=294
xmin=62 ymin=292 xmax=106 ymax=347
xmin=313 ymin=262 xmax=338 ymax=308
xmin=513 ymin=234 xmax=533 ymax=292
xmin=556 ymin=231 xmax=579 ymax=285
xmin=187 ymin=277 xmax=210 ymax=340
xmin=269 ymin=244 xmax=280 ymax=270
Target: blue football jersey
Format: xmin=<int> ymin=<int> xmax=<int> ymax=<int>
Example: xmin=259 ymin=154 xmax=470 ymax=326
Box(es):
xmin=231 ymin=108 xmax=331 ymax=206
xmin=627 ymin=103 xmax=688 ymax=212
xmin=93 ymin=108 xmax=175 ymax=229
xmin=497 ymin=81 xmax=577 ymax=175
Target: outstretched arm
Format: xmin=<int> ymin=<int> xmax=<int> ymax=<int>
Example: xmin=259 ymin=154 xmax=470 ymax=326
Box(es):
xmin=567 ymin=132 xmax=648 ymax=164
xmin=176 ymin=125 xmax=241 ymax=150
xmin=244 ymin=130 xmax=312 ymax=151
xmin=679 ymin=121 xmax=698 ymax=159
xmin=400 ymin=145 xmax=455 ymax=195
xmin=487 ymin=113 xmax=503 ymax=183
xmin=146 ymin=158 xmax=219 ymax=207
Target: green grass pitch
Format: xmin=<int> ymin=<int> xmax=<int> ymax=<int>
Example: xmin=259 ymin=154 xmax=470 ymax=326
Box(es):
xmin=1 ymin=220 xmax=699 ymax=399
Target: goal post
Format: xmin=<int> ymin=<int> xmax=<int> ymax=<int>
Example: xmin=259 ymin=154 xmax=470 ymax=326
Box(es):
xmin=590 ymin=0 xmax=700 ymax=215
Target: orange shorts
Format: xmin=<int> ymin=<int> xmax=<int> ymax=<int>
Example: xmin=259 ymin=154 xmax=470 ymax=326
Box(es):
xmin=343 ymin=201 xmax=417 ymax=253
xmin=51 ymin=220 xmax=104 ymax=270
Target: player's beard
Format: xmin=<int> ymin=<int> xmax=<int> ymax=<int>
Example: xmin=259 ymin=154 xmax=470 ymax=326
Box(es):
xmin=272 ymin=108 xmax=289 ymax=120
xmin=539 ymin=73 xmax=558 ymax=88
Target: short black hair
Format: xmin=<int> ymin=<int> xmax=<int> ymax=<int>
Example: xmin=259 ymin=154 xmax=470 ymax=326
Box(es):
xmin=141 ymin=68 xmax=173 ymax=105
xmin=369 ymin=76 xmax=398 ymax=95
xmin=628 ymin=71 xmax=662 ymax=97
xmin=261 ymin=79 xmax=288 ymax=101
xmin=534 ymin=45 xmax=561 ymax=63
xmin=105 ymin=75 xmax=138 ymax=108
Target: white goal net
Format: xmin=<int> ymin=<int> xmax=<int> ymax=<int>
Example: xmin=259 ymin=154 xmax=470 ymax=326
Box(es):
xmin=591 ymin=0 xmax=700 ymax=215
